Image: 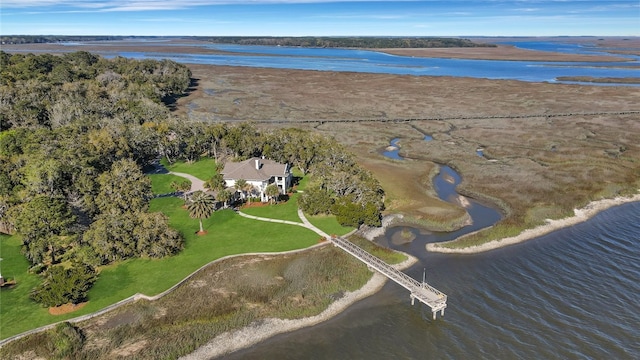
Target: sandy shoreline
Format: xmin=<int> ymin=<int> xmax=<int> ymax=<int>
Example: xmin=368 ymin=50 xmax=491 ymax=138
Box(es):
xmin=182 ymin=253 xmax=417 ymax=359
xmin=427 ymin=193 xmax=640 ymax=254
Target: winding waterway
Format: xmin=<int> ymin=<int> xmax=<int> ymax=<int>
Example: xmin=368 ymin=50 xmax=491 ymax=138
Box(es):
xmin=224 ymin=140 xmax=640 ymax=359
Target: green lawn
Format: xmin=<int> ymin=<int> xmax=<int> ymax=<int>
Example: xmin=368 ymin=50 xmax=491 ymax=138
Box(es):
xmin=160 ymin=157 xmax=218 ymax=181
xmin=0 ymin=234 xmax=48 ymax=340
xmin=292 ymin=168 xmax=309 ymax=191
xmin=0 ymin=198 xmax=320 ymax=340
xmin=240 ymin=193 xmax=303 ymax=223
xmin=2 ymin=162 xmax=356 ymax=340
xmin=148 ymin=173 xmax=191 ymax=195
xmin=306 ymin=214 xmax=354 ymax=236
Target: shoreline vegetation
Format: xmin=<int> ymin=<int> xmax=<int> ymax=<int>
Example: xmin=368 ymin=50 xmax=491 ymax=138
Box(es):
xmin=555 ymin=76 xmax=640 ymax=84
xmin=428 ymin=193 xmax=640 ymax=254
xmin=184 ymin=250 xmax=417 ymax=360
xmin=0 ymin=236 xmax=412 ymax=357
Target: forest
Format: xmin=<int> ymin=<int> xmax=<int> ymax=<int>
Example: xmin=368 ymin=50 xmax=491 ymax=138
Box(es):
xmin=196 ymin=36 xmax=495 ymax=48
xmin=1 ymin=35 xmax=495 ymax=49
xmin=0 ymin=50 xmax=384 ymax=307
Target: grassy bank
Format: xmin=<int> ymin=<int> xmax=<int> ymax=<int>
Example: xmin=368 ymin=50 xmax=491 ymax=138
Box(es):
xmin=0 ymin=237 xmax=405 ymax=359
xmin=0 ymin=197 xmax=320 ymax=340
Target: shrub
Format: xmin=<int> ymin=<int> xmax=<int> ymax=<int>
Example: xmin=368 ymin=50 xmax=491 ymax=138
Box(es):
xmin=30 ymin=263 xmax=98 ymax=307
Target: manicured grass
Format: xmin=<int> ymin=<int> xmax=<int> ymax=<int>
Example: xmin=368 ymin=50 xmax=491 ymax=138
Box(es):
xmin=148 ymin=173 xmax=191 ymax=195
xmin=241 ymin=193 xmax=303 ymax=223
xmin=0 ymin=234 xmax=51 ymax=340
xmin=0 ymin=242 xmax=396 ymax=359
xmin=0 ymin=197 xmax=320 ymax=340
xmin=160 ymin=157 xmax=218 ymax=181
xmin=306 ymin=214 xmax=355 ymax=237
xmin=239 ymin=192 xmax=355 ymax=237
xmin=292 ymin=168 xmax=309 ymax=191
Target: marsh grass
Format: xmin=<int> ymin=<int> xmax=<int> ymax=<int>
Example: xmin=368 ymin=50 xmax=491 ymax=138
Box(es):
xmin=398 ymin=210 xmax=471 ymax=232
xmin=1 ymin=238 xmax=404 ymax=359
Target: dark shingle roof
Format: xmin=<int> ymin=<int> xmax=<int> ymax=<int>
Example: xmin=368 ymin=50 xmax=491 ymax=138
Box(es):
xmin=221 ymin=157 xmax=288 ymax=181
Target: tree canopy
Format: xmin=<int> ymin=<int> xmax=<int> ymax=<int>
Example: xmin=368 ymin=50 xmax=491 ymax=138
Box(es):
xmin=0 ymin=49 xmax=386 ymax=308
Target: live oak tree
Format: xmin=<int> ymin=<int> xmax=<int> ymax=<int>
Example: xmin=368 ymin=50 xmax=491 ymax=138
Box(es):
xmin=10 ymin=196 xmax=76 ymax=267
xmin=83 ymin=210 xmax=183 ymax=264
xmin=95 ymin=158 xmax=152 ymax=214
xmin=297 ymin=185 xmax=334 ymax=215
xmin=0 ymin=52 xmax=196 ymax=310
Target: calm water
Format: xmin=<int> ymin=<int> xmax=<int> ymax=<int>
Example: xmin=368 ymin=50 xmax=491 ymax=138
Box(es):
xmin=92 ymin=40 xmax=640 ymax=85
xmin=226 ymin=201 xmax=640 ymax=360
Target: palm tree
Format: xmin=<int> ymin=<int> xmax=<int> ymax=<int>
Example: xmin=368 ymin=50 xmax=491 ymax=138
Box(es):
xmin=204 ymin=173 xmax=224 ymax=192
xmin=243 ymin=182 xmax=255 ymax=203
xmin=217 ymin=188 xmax=232 ymax=208
xmin=234 ymin=178 xmax=248 ymax=202
xmin=187 ymin=190 xmax=215 ymax=234
xmin=171 ymin=180 xmax=191 ymax=202
xmin=265 ymin=183 xmax=280 ymax=205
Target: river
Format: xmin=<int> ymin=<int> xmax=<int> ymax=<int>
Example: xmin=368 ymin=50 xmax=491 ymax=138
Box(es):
xmin=77 ymin=39 xmax=640 ymax=85
xmin=222 ymin=137 xmax=640 ymax=359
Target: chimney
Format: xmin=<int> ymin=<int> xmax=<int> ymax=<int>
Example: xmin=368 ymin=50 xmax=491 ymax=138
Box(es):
xmin=255 ymin=159 xmax=260 ymax=170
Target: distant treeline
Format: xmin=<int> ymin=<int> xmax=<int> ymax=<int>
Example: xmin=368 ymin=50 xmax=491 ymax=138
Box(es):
xmin=1 ymin=35 xmax=495 ymax=48
xmin=195 ymin=36 xmax=496 ymax=48
xmin=0 ymin=35 xmax=127 ymax=44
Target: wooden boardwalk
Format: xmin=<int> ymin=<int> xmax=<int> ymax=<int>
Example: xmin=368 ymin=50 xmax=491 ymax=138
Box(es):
xmin=329 ymin=236 xmax=447 ymax=319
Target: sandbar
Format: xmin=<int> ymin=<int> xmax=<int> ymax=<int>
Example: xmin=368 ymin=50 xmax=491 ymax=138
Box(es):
xmin=427 ymin=193 xmax=640 ymax=254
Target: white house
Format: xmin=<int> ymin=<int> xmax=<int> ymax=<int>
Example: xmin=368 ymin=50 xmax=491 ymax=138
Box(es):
xmin=221 ymin=157 xmax=292 ymax=202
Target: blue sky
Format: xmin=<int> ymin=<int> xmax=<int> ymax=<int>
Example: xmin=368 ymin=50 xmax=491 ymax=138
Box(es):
xmin=1 ymin=1 xmax=638 ymax=37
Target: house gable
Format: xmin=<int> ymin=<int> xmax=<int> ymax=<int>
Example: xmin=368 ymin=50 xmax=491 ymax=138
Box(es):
xmin=221 ymin=157 xmax=292 ymax=202
xmin=221 ymin=157 xmax=288 ymax=182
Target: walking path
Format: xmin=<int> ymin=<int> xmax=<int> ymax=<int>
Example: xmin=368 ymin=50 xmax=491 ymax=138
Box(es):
xmin=238 ymin=208 xmax=445 ymax=318
xmin=169 ymin=172 xmax=206 ymax=193
xmin=236 ymin=208 xmax=331 ymax=239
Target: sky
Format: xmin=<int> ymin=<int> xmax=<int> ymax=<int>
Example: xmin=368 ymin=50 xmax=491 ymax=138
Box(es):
xmin=0 ymin=1 xmax=638 ymax=37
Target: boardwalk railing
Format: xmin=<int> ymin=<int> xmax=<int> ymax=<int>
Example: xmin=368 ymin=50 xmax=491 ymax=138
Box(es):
xmin=329 ymin=236 xmax=447 ymax=319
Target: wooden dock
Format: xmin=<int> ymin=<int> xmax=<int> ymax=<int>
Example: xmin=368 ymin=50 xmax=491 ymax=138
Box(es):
xmin=329 ymin=236 xmax=447 ymax=319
